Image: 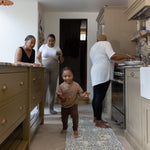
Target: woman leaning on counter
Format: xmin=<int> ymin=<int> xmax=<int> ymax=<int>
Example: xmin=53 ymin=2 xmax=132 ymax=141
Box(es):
xmin=36 ymin=34 xmax=64 ymax=114
xmin=14 ymin=35 xmax=39 ymax=66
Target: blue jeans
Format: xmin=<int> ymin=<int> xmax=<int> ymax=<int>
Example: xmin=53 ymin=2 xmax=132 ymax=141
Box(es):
xmin=92 ymin=81 xmax=110 ymax=120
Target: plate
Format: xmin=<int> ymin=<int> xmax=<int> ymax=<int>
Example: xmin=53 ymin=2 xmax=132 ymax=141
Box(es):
xmin=124 ymin=60 xmax=141 ymax=66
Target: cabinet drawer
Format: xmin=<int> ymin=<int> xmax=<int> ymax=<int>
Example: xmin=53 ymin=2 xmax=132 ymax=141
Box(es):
xmin=0 ymin=94 xmax=26 ymax=143
xmin=30 ymin=93 xmax=42 ymax=111
xmin=0 ymin=73 xmax=27 ymax=106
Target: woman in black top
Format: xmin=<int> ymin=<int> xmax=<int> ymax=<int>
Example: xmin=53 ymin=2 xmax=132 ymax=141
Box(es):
xmin=14 ymin=35 xmax=39 ymax=66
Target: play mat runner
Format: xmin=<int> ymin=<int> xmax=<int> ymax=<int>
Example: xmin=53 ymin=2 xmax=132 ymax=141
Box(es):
xmin=65 ymin=117 xmax=125 ymax=150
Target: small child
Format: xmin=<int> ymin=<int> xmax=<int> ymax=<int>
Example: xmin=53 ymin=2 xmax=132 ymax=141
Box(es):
xmin=57 ymin=67 xmax=89 ymax=137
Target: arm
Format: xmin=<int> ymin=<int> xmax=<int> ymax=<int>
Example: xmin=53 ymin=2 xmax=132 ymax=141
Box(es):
xmin=57 ymin=93 xmax=70 ymax=102
xmin=80 ymin=91 xmax=90 ymax=99
xmin=110 ymin=53 xmax=135 ymax=61
xmin=36 ymin=51 xmax=42 ymax=65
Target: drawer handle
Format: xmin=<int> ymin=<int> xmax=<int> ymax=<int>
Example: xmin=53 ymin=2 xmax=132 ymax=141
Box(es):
xmin=32 ymin=96 xmax=36 ymax=100
xmin=1 ymin=85 xmax=7 ymax=91
xmin=130 ymin=72 xmax=135 ymax=77
xmin=1 ymin=118 xmax=7 ymax=125
xmin=32 ymin=78 xmax=36 ymax=81
xmin=19 ymin=81 xmax=24 ymax=86
xmin=19 ymin=106 xmax=23 ymax=110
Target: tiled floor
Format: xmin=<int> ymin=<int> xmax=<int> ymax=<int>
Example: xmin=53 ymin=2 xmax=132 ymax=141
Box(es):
xmin=30 ymin=104 xmax=134 ymax=150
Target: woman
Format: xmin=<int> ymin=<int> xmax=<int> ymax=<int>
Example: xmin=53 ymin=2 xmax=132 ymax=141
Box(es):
xmin=14 ymin=35 xmax=39 ymax=66
xmin=36 ymin=34 xmax=64 ymax=114
xmin=90 ymin=34 xmax=135 ymax=128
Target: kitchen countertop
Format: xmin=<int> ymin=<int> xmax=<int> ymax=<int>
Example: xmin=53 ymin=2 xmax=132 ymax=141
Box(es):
xmin=0 ymin=62 xmax=44 ymax=68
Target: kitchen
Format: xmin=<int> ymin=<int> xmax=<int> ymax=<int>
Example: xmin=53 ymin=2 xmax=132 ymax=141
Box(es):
xmin=0 ymin=0 xmax=150 ymax=150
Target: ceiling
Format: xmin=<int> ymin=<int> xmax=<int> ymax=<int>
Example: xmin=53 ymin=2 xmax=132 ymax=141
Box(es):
xmin=38 ymin=0 xmax=128 ymax=12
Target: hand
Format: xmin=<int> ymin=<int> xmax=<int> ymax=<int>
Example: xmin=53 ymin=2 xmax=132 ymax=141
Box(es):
xmin=81 ymin=91 xmax=90 ymax=98
xmin=127 ymin=54 xmax=136 ymax=60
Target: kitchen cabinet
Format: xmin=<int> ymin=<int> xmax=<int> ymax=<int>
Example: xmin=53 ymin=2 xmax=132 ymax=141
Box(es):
xmin=0 ymin=64 xmax=44 ymax=150
xmin=142 ymin=98 xmax=150 ymax=150
xmin=126 ymin=0 xmax=150 ymax=20
xmin=97 ymin=6 xmax=137 ymax=55
xmin=125 ymin=67 xmax=150 ymax=150
xmin=125 ymin=68 xmax=143 ymax=150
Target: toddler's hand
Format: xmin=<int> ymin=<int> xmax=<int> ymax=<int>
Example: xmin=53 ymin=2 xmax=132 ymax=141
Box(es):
xmin=81 ymin=91 xmax=90 ymax=98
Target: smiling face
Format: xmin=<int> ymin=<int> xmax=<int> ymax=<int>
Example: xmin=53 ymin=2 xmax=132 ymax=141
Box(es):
xmin=62 ymin=70 xmax=73 ymax=84
xmin=47 ymin=36 xmax=55 ymax=47
xmin=25 ymin=37 xmax=36 ymax=50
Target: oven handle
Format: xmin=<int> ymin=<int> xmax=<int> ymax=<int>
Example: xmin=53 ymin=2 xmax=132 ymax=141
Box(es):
xmin=112 ymin=79 xmax=124 ymax=84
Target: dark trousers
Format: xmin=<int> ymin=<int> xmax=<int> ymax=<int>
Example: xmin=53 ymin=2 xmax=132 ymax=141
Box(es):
xmin=92 ymin=81 xmax=110 ymax=120
xmin=61 ymin=104 xmax=78 ymax=131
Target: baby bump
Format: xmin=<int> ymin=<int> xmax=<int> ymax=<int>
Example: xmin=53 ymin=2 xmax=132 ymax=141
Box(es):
xmin=42 ymin=59 xmax=59 ymax=72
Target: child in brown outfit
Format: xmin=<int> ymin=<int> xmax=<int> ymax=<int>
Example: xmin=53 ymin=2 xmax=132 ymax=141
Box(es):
xmin=57 ymin=67 xmax=89 ymax=137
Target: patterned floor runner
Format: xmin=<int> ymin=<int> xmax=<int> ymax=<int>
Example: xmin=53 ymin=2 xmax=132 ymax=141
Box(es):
xmin=65 ymin=117 xmax=125 ymax=150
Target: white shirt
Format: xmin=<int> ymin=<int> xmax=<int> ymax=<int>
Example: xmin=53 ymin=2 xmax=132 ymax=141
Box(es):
xmin=90 ymin=41 xmax=115 ymax=86
xmin=39 ymin=44 xmax=61 ymax=60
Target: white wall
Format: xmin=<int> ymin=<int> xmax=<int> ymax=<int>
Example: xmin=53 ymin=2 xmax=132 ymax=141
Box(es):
xmin=0 ymin=0 xmax=38 ymax=63
xmin=44 ymin=12 xmax=98 ymax=101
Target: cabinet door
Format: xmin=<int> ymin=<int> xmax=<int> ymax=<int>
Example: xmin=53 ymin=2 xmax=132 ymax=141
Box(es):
xmin=126 ymin=70 xmax=142 ymax=145
xmin=128 ymin=0 xmax=138 ymax=7
xmin=142 ymin=100 xmax=150 ymax=150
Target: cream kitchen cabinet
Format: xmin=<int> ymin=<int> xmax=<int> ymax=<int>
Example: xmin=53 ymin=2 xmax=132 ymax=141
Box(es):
xmin=125 ymin=67 xmax=150 ymax=150
xmin=0 ymin=64 xmax=44 ymax=150
xmin=126 ymin=0 xmax=150 ymax=20
xmin=142 ymin=98 xmax=150 ymax=150
xmin=97 ymin=6 xmax=136 ymax=55
xmin=125 ymin=68 xmax=143 ymax=150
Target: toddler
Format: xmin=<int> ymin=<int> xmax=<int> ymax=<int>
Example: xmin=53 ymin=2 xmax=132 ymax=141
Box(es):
xmin=57 ymin=67 xmax=89 ymax=137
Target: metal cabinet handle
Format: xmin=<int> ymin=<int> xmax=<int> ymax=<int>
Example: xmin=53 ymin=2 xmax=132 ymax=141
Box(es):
xmin=19 ymin=81 xmax=24 ymax=86
xmin=1 ymin=118 xmax=7 ymax=125
xmin=130 ymin=72 xmax=135 ymax=77
xmin=1 ymin=85 xmax=7 ymax=91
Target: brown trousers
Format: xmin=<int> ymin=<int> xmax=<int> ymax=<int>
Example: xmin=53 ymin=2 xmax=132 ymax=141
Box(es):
xmin=61 ymin=104 xmax=78 ymax=131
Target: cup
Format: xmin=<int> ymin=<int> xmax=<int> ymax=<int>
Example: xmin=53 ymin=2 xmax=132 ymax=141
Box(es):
xmin=56 ymin=51 xmax=61 ymax=56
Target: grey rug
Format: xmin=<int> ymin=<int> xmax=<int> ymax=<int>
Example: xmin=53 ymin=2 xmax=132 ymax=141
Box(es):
xmin=65 ymin=117 xmax=125 ymax=150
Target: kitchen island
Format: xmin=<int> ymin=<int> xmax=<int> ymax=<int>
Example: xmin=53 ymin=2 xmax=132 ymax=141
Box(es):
xmin=0 ymin=63 xmax=44 ymax=150
xmin=125 ymin=67 xmax=150 ymax=150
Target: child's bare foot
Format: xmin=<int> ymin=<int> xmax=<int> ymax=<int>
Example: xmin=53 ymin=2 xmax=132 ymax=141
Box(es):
xmin=74 ymin=130 xmax=79 ymax=137
xmin=60 ymin=129 xmax=66 ymax=134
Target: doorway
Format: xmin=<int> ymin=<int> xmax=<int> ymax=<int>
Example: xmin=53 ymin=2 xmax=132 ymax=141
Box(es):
xmin=59 ymin=19 xmax=87 ymax=90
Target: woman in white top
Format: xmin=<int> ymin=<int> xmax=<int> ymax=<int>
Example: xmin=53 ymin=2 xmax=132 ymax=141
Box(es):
xmin=90 ymin=34 xmax=135 ymax=128
xmin=36 ymin=34 xmax=64 ymax=114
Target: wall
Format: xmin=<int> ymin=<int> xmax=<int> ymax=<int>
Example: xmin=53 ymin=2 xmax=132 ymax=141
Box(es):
xmin=0 ymin=0 xmax=38 ymax=63
xmin=44 ymin=12 xmax=98 ymax=101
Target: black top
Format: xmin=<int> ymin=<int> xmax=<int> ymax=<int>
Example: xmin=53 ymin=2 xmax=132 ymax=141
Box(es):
xmin=20 ymin=47 xmax=35 ymax=63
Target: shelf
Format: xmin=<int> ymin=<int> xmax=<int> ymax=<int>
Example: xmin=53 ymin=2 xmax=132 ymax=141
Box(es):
xmin=131 ymin=30 xmax=150 ymax=41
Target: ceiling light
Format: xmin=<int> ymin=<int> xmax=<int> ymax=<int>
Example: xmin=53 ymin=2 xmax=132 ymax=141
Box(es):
xmin=0 ymin=0 xmax=14 ymax=6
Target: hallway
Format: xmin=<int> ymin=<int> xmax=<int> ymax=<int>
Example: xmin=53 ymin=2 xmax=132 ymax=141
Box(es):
xmin=30 ymin=104 xmax=134 ymax=150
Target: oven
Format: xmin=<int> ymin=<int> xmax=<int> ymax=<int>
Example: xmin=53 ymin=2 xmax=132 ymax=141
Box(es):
xmin=111 ymin=65 xmax=125 ymax=128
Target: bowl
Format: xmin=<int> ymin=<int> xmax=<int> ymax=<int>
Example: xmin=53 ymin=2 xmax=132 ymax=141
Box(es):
xmin=124 ymin=60 xmax=141 ymax=66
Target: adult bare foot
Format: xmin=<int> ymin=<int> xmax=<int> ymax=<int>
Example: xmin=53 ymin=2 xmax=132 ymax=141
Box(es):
xmin=93 ymin=117 xmax=97 ymax=123
xmin=96 ymin=123 xmax=111 ymax=128
xmin=96 ymin=120 xmax=108 ymax=124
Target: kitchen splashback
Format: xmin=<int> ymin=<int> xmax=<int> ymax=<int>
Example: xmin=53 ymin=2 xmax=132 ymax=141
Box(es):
xmin=137 ymin=36 xmax=150 ymax=65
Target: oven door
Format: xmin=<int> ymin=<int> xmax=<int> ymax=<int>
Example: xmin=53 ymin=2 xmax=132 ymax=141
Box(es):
xmin=112 ymin=80 xmax=125 ymax=128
